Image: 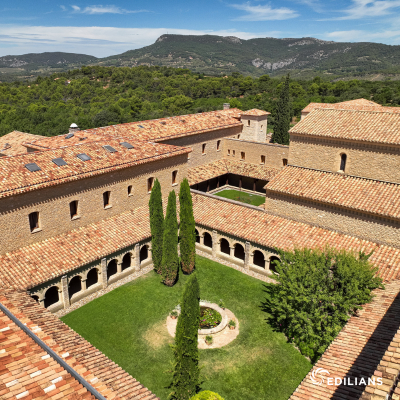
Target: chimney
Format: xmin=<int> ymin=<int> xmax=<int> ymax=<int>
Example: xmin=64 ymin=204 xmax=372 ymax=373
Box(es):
xmin=223 ymin=103 xmax=230 ymax=110
xmin=69 ymin=123 xmax=80 ymax=134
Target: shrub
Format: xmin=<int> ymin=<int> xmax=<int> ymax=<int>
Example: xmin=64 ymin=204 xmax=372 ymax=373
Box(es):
xmin=189 ymin=391 xmax=224 ymax=400
xmin=228 ymin=319 xmax=236 ymax=328
xmin=205 ymin=335 xmax=213 ymax=345
xmin=218 ymin=299 xmax=225 ymax=309
xmin=263 ymin=247 xmax=384 ymax=362
xmin=199 ymin=308 xmax=221 ymax=329
xmin=170 ymin=273 xmax=200 ymax=399
xmin=170 ymin=310 xmax=178 ymax=318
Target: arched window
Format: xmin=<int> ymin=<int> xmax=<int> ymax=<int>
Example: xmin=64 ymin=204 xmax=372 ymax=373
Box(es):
xmin=68 ymin=276 xmax=82 ymax=299
xmin=220 ymin=238 xmax=230 ymax=255
xmin=107 ymin=259 xmax=118 ymax=280
xmin=195 ymin=229 xmax=200 ymax=243
xmin=234 ymin=243 xmax=245 ymax=260
xmin=86 ymin=268 xmax=98 ymax=288
xmin=103 ymin=191 xmax=111 ymax=208
xmin=340 ymin=153 xmax=347 ymax=172
xmin=122 ymin=253 xmax=131 ymax=270
xmin=269 ymin=256 xmax=280 ymax=273
xmin=253 ymin=250 xmax=265 ymax=268
xmin=44 ymin=287 xmax=59 ymax=308
xmin=203 ymin=232 xmax=212 ymax=248
xmin=140 ymin=245 xmax=148 ymax=262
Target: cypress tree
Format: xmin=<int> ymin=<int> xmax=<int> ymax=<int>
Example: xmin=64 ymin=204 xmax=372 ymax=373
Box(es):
xmin=161 ymin=190 xmax=179 ymax=286
xmin=149 ymin=178 xmax=164 ymax=274
xmin=170 ymin=273 xmax=200 ymax=399
xmin=272 ymin=73 xmax=291 ymax=145
xmin=179 ymin=178 xmax=196 ymax=274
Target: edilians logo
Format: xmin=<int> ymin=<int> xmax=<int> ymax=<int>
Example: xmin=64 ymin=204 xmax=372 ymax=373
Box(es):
xmin=310 ymin=368 xmax=383 ymax=387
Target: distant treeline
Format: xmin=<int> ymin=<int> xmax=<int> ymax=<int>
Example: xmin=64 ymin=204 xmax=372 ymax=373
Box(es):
xmin=0 ymin=65 xmax=399 ymax=137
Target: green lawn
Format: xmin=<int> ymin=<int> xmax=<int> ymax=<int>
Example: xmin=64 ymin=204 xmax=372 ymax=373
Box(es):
xmin=61 ymin=257 xmax=311 ymax=400
xmin=214 ymin=189 xmax=265 ymax=206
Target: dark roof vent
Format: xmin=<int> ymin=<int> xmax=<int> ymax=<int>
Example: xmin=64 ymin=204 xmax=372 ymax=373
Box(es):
xmin=65 ymin=133 xmax=74 ymax=139
xmin=103 ymin=145 xmax=117 ymax=153
xmin=138 ymin=125 xmax=145 ymax=129
xmin=120 ymin=142 xmax=134 ymax=149
xmin=77 ymin=153 xmax=91 ymax=161
xmin=52 ymin=157 xmax=67 ymax=166
xmin=160 ymin=121 xmax=166 ymax=125
xmin=25 ymin=163 xmax=41 ymax=172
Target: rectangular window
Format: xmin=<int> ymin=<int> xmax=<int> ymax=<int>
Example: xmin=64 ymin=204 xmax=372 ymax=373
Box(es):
xmin=232 ymin=150 xmax=235 ymax=156
xmin=283 ymin=158 xmax=288 ymax=166
xmin=172 ymin=170 xmax=178 ymax=185
xmin=29 ymin=212 xmax=39 ymax=232
xmin=217 ymin=140 xmax=221 ymax=151
xmin=70 ymin=200 xmax=78 ymax=219
xmin=227 ymin=149 xmax=231 ymax=155
xmin=148 ymin=177 xmax=154 ymax=192
xmin=241 ymin=152 xmax=245 ymax=160
xmin=202 ymin=143 xmax=206 ymax=154
xmin=261 ymin=155 xmax=265 ymax=164
xmin=128 ymin=185 xmax=133 ymax=196
xmin=103 ymin=191 xmax=111 ymax=208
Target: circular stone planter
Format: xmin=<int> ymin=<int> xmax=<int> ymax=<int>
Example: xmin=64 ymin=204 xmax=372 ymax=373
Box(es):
xmin=166 ymin=301 xmax=239 ymax=349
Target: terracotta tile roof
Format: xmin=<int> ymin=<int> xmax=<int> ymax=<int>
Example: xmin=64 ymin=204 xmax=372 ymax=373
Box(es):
xmin=240 ymin=109 xmax=270 ymax=116
xmin=0 ymin=131 xmax=44 ymax=157
xmin=0 ymin=205 xmax=151 ymax=290
xmin=265 ymin=166 xmax=400 ymax=219
xmin=290 ymin=108 xmax=400 ymax=145
xmin=23 ymin=130 xmax=106 ymax=151
xmin=76 ymin=109 xmax=243 ymax=143
xmin=187 ymin=159 xmax=280 ymax=185
xmin=339 ymin=98 xmax=382 ymax=107
xmin=0 ymin=139 xmax=190 ymax=199
xmin=191 ymin=193 xmax=400 ymax=282
xmin=302 ymin=98 xmax=388 ymax=113
xmin=0 ymin=289 xmax=158 ymax=399
xmin=289 ymin=280 xmax=400 ymax=400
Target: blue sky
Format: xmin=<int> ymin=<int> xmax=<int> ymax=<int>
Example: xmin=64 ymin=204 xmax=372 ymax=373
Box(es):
xmin=2 ymin=0 xmax=400 ymax=57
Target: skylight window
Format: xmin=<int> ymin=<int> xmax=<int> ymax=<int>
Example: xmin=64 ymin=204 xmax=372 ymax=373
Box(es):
xmin=52 ymin=158 xmax=67 ymax=166
xmin=25 ymin=163 xmax=41 ymax=172
xmin=65 ymin=133 xmax=74 ymax=139
xmin=120 ymin=142 xmax=134 ymax=149
xmin=77 ymin=153 xmax=91 ymax=161
xmin=103 ymin=145 xmax=117 ymax=153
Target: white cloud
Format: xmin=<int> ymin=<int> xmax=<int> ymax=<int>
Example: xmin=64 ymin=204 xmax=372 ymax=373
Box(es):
xmin=230 ymin=2 xmax=299 ymax=21
xmin=0 ymin=25 xmax=282 ymax=57
xmin=60 ymin=5 xmax=67 ymax=12
xmin=71 ymin=5 xmax=148 ymax=14
xmin=325 ymin=28 xmax=400 ymax=41
xmin=336 ymin=0 xmax=400 ymax=20
xmin=293 ymin=0 xmax=323 ymax=13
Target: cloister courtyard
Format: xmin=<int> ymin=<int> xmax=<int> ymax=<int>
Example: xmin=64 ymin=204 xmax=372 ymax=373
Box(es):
xmin=61 ymin=256 xmax=311 ymax=400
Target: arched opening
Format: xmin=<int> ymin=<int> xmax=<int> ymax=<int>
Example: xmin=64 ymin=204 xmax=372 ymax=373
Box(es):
xmin=253 ymin=250 xmax=265 ymax=268
xmin=269 ymin=256 xmax=280 ymax=273
xmin=195 ymin=229 xmax=200 ymax=243
xmin=107 ymin=259 xmax=118 ymax=280
xmin=220 ymin=238 xmax=230 ymax=255
xmin=86 ymin=268 xmax=98 ymax=288
xmin=340 ymin=153 xmax=347 ymax=172
xmin=234 ymin=243 xmax=245 ymax=260
xmin=122 ymin=253 xmax=131 ymax=270
xmin=140 ymin=245 xmax=148 ymax=262
xmin=31 ymin=295 xmax=39 ymax=303
xmin=44 ymin=286 xmax=59 ymax=308
xmin=203 ymin=232 xmax=212 ymax=248
xmin=68 ymin=276 xmax=82 ymax=299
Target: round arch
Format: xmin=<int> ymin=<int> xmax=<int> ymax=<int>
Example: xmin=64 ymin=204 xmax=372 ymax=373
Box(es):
xmin=122 ymin=252 xmax=132 ymax=270
xmin=107 ymin=259 xmax=118 ymax=280
xmin=44 ymin=286 xmax=59 ymax=308
xmin=234 ymin=243 xmax=245 ymax=260
xmin=203 ymin=232 xmax=212 ymax=248
xmin=269 ymin=256 xmax=280 ymax=273
xmin=220 ymin=238 xmax=230 ymax=255
xmin=253 ymin=250 xmax=265 ymax=268
xmin=86 ymin=268 xmax=99 ymax=288
xmin=140 ymin=245 xmax=149 ymax=263
xmin=68 ymin=276 xmax=82 ymax=299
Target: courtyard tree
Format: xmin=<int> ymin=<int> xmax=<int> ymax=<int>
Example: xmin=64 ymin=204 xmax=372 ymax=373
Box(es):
xmin=170 ymin=273 xmax=201 ymax=399
xmin=149 ymin=179 xmax=164 ymax=274
xmin=272 ymin=73 xmax=291 ymax=145
xmin=161 ymin=190 xmax=179 ymax=286
xmin=179 ymin=178 xmax=196 ymax=274
xmin=263 ymin=247 xmax=383 ymax=362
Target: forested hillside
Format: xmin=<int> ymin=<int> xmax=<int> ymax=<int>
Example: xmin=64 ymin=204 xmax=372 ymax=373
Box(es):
xmin=1 ymin=65 xmax=399 ymax=137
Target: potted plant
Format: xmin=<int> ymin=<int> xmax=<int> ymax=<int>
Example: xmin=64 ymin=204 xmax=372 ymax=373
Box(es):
xmin=218 ymin=299 xmax=225 ymax=310
xmin=205 ymin=335 xmax=213 ymax=345
xmin=228 ymin=320 xmax=236 ymax=330
xmin=170 ymin=310 xmax=178 ymax=319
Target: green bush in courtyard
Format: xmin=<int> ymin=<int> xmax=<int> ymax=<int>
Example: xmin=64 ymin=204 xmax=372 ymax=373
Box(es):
xmin=161 ymin=190 xmax=179 ymax=286
xmin=190 ymin=391 xmax=224 ymax=400
xmin=149 ymin=178 xmax=164 ymax=274
xmin=170 ymin=273 xmax=201 ymax=399
xmin=263 ymin=247 xmax=384 ymax=362
xmin=179 ymin=178 xmax=196 ymax=274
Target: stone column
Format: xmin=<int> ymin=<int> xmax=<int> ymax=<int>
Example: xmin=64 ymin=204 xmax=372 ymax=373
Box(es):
xmin=101 ymin=258 xmax=108 ymax=289
xmin=212 ymin=230 xmax=218 ymax=258
xmin=229 ymin=246 xmax=234 ymax=257
xmin=207 ymin=180 xmax=210 ymax=192
xmin=135 ymin=243 xmax=141 ymax=270
xmin=117 ymin=261 xmax=122 ymax=274
xmin=244 ymin=242 xmax=251 ymax=271
xmin=239 ymin=177 xmax=242 ymax=191
xmin=200 ymin=234 xmax=205 ymax=246
xmin=131 ymin=252 xmax=139 ymax=272
xmin=61 ymin=276 xmax=70 ymax=308
xmin=217 ymin=177 xmax=220 ymax=188
xmin=81 ymin=279 xmax=87 ymax=291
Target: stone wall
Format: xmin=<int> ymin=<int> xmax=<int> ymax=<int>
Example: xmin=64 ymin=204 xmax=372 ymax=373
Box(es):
xmin=264 ymin=191 xmax=400 ymax=248
xmin=240 ymin=115 xmax=268 ymax=142
xmin=289 ymin=134 xmax=400 ymax=183
xmin=223 ymin=138 xmax=288 ymax=168
xmin=0 ymin=153 xmax=188 ymax=254
xmin=162 ymin=126 xmax=241 ymax=168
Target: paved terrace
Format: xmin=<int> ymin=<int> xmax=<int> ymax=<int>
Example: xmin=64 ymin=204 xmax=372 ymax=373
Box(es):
xmin=0 ymin=289 xmax=158 ymax=400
